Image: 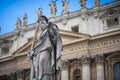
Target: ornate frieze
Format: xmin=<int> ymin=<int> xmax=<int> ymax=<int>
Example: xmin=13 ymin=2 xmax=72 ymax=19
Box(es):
xmin=90 ymin=37 xmax=120 ymax=50
xmin=63 ymin=42 xmax=88 ymax=55
xmin=63 ymin=36 xmax=120 ymax=55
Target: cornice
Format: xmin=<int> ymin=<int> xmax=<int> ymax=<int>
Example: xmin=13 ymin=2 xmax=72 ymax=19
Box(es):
xmin=91 ymin=29 xmax=120 ymax=40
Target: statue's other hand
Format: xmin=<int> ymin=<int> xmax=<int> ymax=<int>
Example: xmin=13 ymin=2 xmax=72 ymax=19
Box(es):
xmin=28 ymin=50 xmax=34 ymax=60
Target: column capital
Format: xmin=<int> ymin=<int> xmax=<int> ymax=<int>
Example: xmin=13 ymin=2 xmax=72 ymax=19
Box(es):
xmin=81 ymin=55 xmax=91 ymax=66
xmin=15 ymin=69 xmax=25 ymax=80
xmin=95 ymin=54 xmax=105 ymax=65
xmin=62 ymin=60 xmax=69 ymax=70
xmin=7 ymin=73 xmax=16 ymax=80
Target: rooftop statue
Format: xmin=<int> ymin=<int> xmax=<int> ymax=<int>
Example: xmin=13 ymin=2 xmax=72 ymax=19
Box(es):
xmin=16 ymin=17 xmax=22 ymax=29
xmin=80 ymin=0 xmax=87 ymax=9
xmin=62 ymin=0 xmax=69 ymax=14
xmin=23 ymin=13 xmax=28 ymax=27
xmin=49 ymin=0 xmax=57 ymax=17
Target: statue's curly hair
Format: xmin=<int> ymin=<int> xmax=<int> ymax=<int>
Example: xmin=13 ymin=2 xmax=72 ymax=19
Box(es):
xmin=38 ymin=15 xmax=48 ymax=23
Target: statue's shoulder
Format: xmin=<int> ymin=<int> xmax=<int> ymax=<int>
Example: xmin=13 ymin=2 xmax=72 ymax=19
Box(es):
xmin=49 ymin=22 xmax=59 ymax=30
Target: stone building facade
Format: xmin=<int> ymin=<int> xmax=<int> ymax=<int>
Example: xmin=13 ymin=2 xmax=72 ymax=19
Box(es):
xmin=0 ymin=0 xmax=120 ymax=80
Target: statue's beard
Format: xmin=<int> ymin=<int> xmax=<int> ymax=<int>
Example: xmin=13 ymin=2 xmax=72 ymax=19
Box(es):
xmin=40 ymin=21 xmax=48 ymax=27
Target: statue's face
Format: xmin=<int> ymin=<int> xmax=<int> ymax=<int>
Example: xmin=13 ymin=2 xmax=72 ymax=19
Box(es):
xmin=39 ymin=17 xmax=47 ymax=25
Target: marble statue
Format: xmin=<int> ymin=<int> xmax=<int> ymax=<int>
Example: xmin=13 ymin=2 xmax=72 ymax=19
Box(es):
xmin=16 ymin=17 xmax=22 ymax=29
xmin=28 ymin=15 xmax=62 ymax=80
xmin=62 ymin=0 xmax=69 ymax=14
xmin=49 ymin=1 xmax=57 ymax=17
xmin=23 ymin=13 xmax=28 ymax=27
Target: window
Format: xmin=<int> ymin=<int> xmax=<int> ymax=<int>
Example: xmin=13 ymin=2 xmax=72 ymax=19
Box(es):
xmin=71 ymin=26 xmax=79 ymax=32
xmin=1 ymin=46 xmax=9 ymax=55
xmin=73 ymin=69 xmax=81 ymax=80
xmin=114 ymin=62 xmax=120 ymax=80
xmin=107 ymin=17 xmax=119 ymax=28
xmin=75 ymin=75 xmax=80 ymax=80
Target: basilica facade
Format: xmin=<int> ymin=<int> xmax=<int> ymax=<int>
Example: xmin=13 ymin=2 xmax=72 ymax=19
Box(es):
xmin=0 ymin=0 xmax=120 ymax=80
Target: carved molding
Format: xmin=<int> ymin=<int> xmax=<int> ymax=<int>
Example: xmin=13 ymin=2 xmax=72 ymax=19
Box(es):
xmin=90 ymin=37 xmax=120 ymax=50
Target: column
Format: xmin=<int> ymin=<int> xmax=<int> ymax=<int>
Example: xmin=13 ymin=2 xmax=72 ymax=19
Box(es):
xmin=95 ymin=54 xmax=104 ymax=80
xmin=81 ymin=56 xmax=91 ymax=80
xmin=61 ymin=60 xmax=69 ymax=80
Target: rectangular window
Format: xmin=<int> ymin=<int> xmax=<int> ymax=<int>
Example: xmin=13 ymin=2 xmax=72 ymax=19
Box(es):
xmin=1 ymin=46 xmax=9 ymax=55
xmin=107 ymin=17 xmax=119 ymax=28
xmin=71 ymin=26 xmax=79 ymax=32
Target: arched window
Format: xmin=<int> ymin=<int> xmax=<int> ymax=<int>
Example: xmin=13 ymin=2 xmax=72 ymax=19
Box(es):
xmin=114 ymin=62 xmax=120 ymax=80
xmin=73 ymin=69 xmax=81 ymax=80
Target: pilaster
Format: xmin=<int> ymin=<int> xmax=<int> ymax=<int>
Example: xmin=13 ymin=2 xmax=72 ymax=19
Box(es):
xmin=61 ymin=60 xmax=69 ymax=80
xmin=81 ymin=55 xmax=91 ymax=80
xmin=95 ymin=54 xmax=105 ymax=80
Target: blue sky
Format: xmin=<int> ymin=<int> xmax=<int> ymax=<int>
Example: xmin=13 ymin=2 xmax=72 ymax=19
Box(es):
xmin=0 ymin=0 xmax=114 ymax=35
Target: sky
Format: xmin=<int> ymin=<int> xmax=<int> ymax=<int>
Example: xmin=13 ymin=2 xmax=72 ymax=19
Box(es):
xmin=0 ymin=0 xmax=115 ymax=35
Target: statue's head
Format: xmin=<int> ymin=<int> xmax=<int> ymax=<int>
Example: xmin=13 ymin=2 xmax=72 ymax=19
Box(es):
xmin=38 ymin=15 xmax=48 ymax=25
